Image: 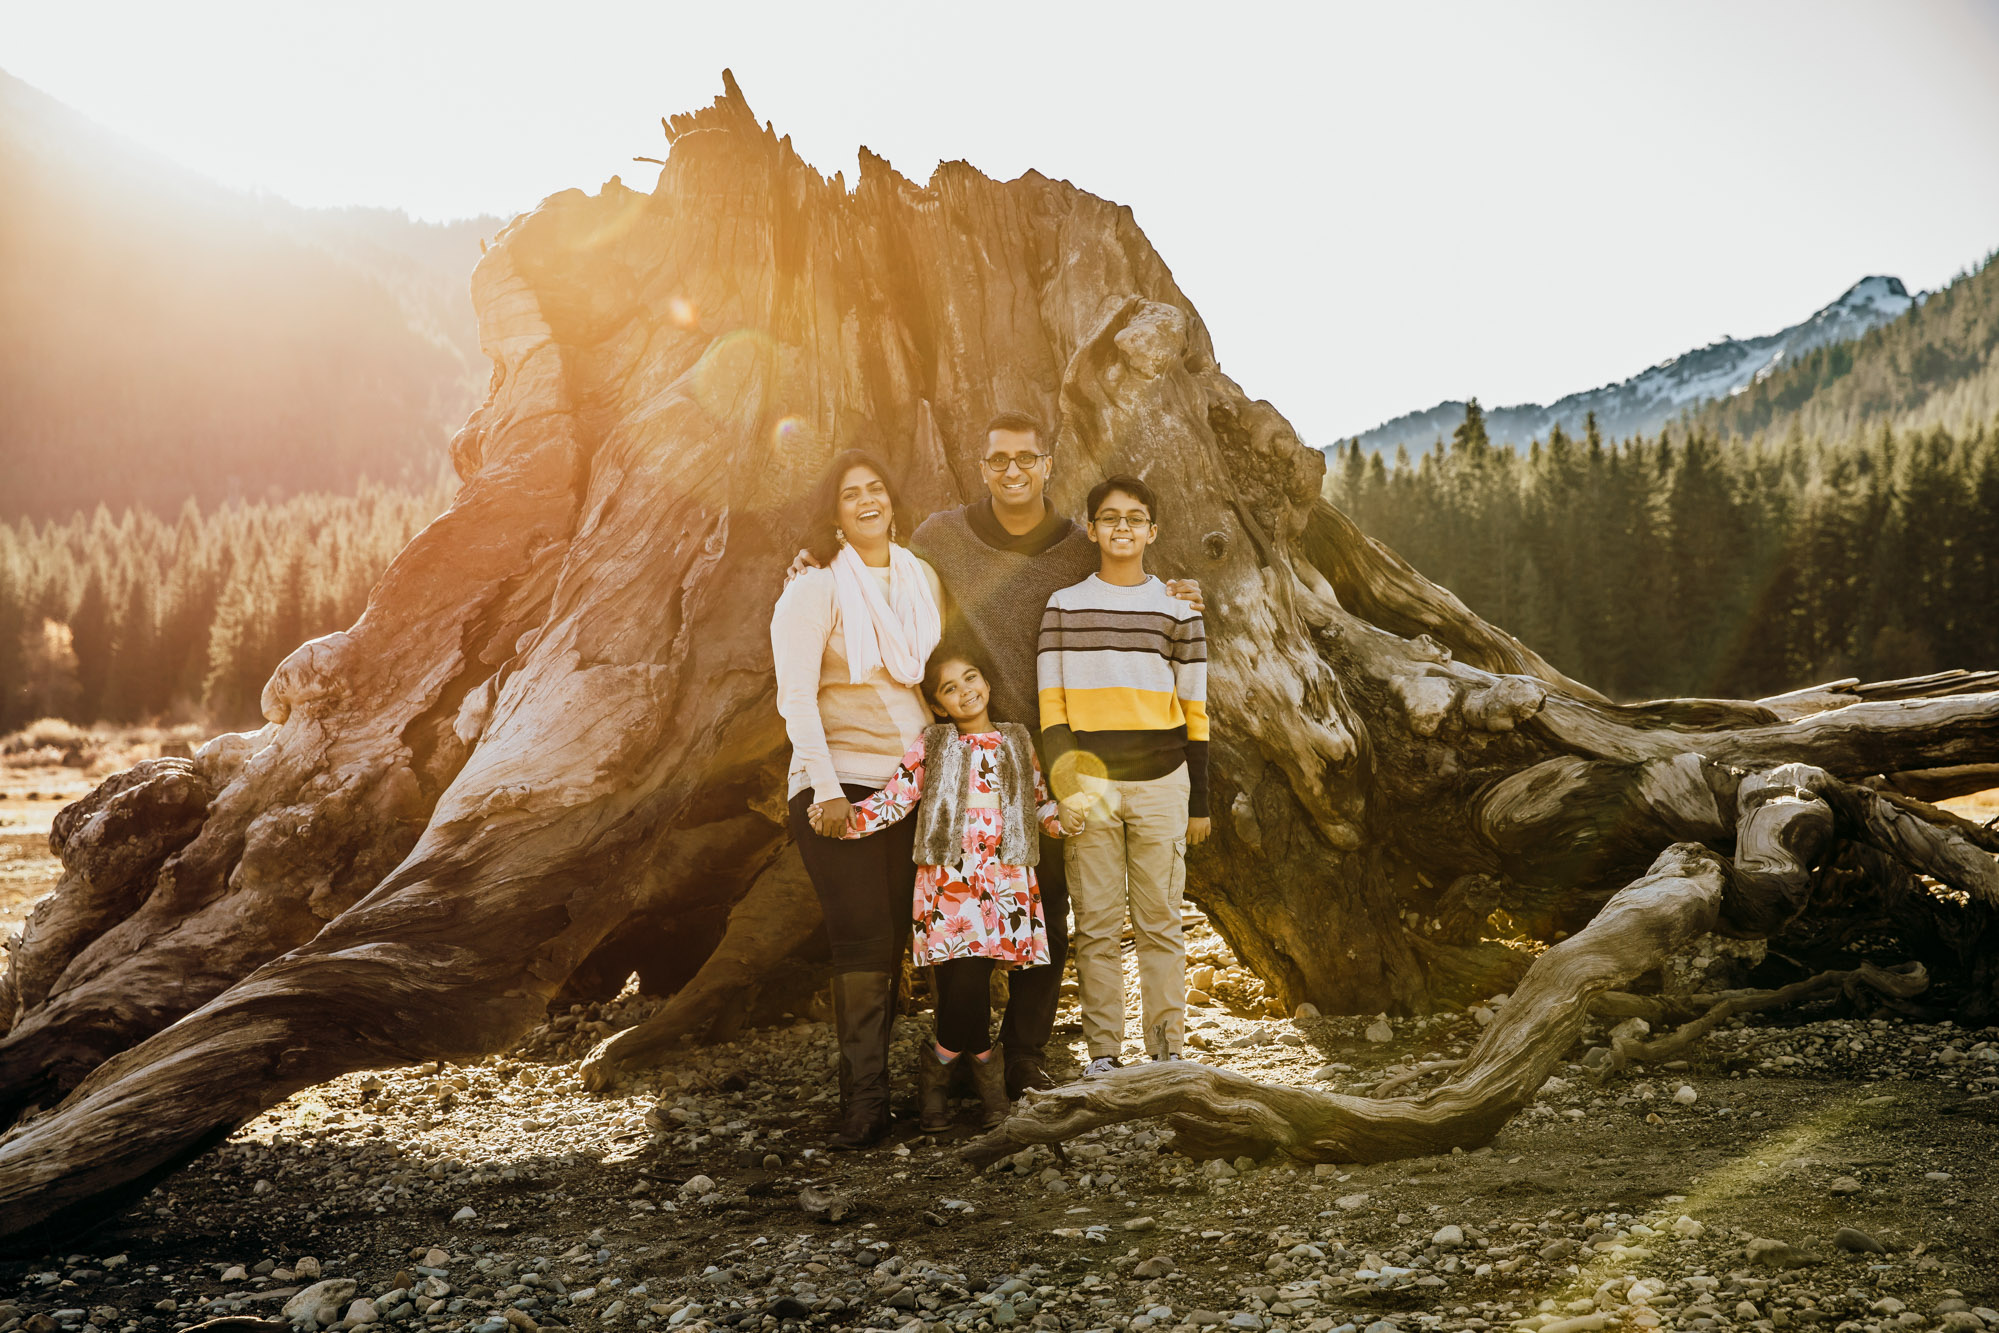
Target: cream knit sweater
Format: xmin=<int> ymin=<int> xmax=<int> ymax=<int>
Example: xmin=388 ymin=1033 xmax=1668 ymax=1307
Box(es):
xmin=771 ymin=559 xmax=945 ymax=802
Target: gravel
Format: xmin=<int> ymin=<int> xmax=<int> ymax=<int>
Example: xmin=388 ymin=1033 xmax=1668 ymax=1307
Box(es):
xmin=1 ymin=922 xmax=1994 ymax=1333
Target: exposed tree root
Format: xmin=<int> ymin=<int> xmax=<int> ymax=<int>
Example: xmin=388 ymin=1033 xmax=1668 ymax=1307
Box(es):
xmin=1596 ymin=961 xmax=1930 ymax=1076
xmin=965 ymin=843 xmax=1731 ymax=1167
xmin=580 ymin=847 xmax=819 ymax=1092
xmin=1370 ymin=1059 xmax=1465 ymax=1098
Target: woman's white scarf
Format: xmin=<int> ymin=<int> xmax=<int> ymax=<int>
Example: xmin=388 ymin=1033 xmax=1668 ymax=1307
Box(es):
xmin=831 ymin=542 xmax=941 ymax=686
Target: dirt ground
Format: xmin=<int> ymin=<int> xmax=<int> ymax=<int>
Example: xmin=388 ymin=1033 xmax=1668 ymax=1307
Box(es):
xmin=0 ymin=770 xmax=1995 ymax=1333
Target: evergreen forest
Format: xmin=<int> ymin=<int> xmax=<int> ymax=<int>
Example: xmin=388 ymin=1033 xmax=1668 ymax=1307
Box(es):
xmin=1329 ymin=403 xmax=1999 ymax=702
xmin=0 ymin=483 xmax=451 ymax=733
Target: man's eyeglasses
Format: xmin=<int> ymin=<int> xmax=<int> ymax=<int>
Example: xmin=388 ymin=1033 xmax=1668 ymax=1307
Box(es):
xmin=1092 ymin=512 xmax=1153 ymax=531
xmin=982 ymin=452 xmax=1049 ymax=474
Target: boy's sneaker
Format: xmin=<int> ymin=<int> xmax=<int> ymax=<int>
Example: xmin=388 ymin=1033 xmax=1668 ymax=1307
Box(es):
xmin=1151 ymin=1051 xmax=1186 ymax=1062
xmin=1082 ymin=1056 xmax=1127 ymax=1078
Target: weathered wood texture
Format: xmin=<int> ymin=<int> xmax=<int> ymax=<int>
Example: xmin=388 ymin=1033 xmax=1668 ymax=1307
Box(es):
xmin=3 ymin=72 xmax=1997 ymax=1242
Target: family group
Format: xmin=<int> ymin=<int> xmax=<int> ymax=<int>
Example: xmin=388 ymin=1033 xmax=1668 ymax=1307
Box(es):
xmin=770 ymin=411 xmax=1211 ymax=1149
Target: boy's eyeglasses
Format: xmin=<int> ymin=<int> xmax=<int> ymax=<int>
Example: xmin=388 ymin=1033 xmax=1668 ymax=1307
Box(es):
xmin=982 ymin=452 xmax=1049 ymax=473
xmin=1092 ymin=513 xmax=1153 ymax=531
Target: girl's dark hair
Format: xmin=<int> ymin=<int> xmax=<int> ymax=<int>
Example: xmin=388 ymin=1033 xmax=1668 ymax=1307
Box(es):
xmin=803 ymin=449 xmax=902 ymax=565
xmin=922 ymin=635 xmax=996 ymax=710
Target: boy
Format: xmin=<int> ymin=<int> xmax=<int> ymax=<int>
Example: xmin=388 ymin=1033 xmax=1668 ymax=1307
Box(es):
xmin=1036 ymin=474 xmax=1210 ymax=1074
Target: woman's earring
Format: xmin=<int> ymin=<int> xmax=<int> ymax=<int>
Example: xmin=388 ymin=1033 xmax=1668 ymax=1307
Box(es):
xmin=835 ymin=526 xmax=846 ymax=546
xmin=890 ymin=519 xmax=900 ymax=543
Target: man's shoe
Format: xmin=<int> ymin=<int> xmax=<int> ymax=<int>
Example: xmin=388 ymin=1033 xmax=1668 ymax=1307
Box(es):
xmin=1151 ymin=1051 xmax=1186 ymax=1062
xmin=1082 ymin=1055 xmax=1126 ymax=1078
xmin=1004 ymin=1051 xmax=1056 ymax=1098
xmin=968 ymin=1049 xmax=1011 ymax=1128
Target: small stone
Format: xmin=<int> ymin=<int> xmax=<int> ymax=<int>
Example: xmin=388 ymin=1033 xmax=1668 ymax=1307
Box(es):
xmin=1364 ymin=1019 xmax=1395 ymax=1044
xmin=1124 ymin=1216 xmax=1156 ymax=1231
xmin=1365 ymin=1321 xmax=1402 ymax=1333
xmin=1873 ymin=1298 xmax=1908 ymax=1317
xmin=294 ymin=1256 xmax=322 ymax=1279
xmin=1671 ymin=1215 xmax=1705 ymax=1239
xmin=1293 ymin=1003 xmax=1321 ymax=1020
xmin=1837 ymin=1228 xmax=1887 ymax=1255
xmin=1134 ymin=1256 xmax=1176 ymax=1278
xmin=423 ymin=1248 xmax=451 ymax=1268
xmin=1313 ymin=1163 xmax=1340 ymax=1177
xmin=1539 ymin=1237 xmax=1580 ymax=1262
xmin=282 ymin=1278 xmax=358 ymax=1324
xmin=1229 ymin=1314 xmax=1263 ymax=1330
xmin=1745 ymin=1237 xmax=1811 ymax=1268
xmin=679 ymin=1174 xmax=717 ymax=1198
xmin=1187 ymin=1312 xmax=1224 ymax=1328
xmin=1232 ymin=1155 xmax=1257 ymax=1173
xmin=1432 ymin=1224 xmax=1464 ymax=1249
xmin=1336 ymin=1192 xmax=1369 ymax=1210
xmin=345 ymin=1296 xmax=381 ymax=1325
xmin=885 ymin=1287 xmax=918 ymax=1310
xmin=502 ymin=1310 xmax=540 ymax=1333
xmin=1673 ymin=1085 xmax=1698 ymax=1105
xmin=762 ymin=1153 xmax=783 ymax=1170
xmin=451 ymin=1205 xmax=478 ymax=1222
xmin=1204 ymin=1159 xmax=1238 ymax=1179
xmin=220 ymin=1265 xmax=248 ymax=1282
xmin=1187 ymin=989 xmax=1213 ymax=1005
xmin=1830 ymin=1175 xmax=1863 ymax=1195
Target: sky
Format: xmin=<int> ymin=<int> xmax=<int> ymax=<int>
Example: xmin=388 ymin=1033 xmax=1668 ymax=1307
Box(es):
xmin=5 ymin=0 xmax=1998 ymax=443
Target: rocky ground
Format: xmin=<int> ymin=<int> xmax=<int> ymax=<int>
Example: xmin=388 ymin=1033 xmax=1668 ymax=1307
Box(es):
xmin=2 ymin=775 xmax=1995 ymax=1333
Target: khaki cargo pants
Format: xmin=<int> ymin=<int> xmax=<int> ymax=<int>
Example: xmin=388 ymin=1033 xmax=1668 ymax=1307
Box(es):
xmin=1063 ymin=764 xmax=1189 ymax=1059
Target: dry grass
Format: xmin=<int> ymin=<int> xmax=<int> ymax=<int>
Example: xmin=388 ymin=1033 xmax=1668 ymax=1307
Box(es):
xmin=0 ymin=718 xmax=207 ymax=784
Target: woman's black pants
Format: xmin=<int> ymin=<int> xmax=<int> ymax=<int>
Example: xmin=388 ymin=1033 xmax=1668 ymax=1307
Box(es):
xmin=787 ymin=783 xmax=916 ymax=974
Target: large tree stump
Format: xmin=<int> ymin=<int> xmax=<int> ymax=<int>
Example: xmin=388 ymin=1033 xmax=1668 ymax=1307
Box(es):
xmin=3 ymin=71 xmax=1997 ymax=1244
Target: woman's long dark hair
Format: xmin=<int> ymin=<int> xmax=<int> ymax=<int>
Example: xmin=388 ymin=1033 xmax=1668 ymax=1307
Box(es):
xmin=803 ymin=449 xmax=903 ymax=565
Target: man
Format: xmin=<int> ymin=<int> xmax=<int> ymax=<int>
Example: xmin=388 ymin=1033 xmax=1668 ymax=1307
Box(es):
xmin=907 ymin=412 xmax=1201 ymax=1095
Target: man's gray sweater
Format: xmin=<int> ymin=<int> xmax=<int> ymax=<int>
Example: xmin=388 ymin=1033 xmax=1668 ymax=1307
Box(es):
xmin=910 ymin=498 xmax=1097 ymax=738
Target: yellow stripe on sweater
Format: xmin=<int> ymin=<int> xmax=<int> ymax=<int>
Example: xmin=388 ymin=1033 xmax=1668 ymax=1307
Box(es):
xmin=1040 ymin=685 xmax=1195 ymax=733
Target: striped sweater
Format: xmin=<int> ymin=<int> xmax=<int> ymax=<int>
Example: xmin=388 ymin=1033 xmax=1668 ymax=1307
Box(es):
xmin=1036 ymin=574 xmax=1210 ymax=817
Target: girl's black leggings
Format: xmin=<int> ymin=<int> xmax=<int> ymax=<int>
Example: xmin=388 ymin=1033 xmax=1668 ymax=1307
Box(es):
xmin=932 ymin=957 xmax=997 ymax=1054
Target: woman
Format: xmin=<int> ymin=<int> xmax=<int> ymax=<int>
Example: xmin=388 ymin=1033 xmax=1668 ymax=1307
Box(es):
xmin=770 ymin=449 xmax=943 ymax=1148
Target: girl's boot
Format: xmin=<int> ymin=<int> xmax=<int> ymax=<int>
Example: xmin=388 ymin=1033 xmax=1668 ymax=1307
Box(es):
xmin=968 ymin=1047 xmax=1011 ymax=1128
xmin=917 ymin=1042 xmax=956 ymax=1132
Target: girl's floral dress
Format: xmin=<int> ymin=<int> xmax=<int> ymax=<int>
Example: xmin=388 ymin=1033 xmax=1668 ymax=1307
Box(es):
xmin=845 ymin=730 xmax=1061 ymax=966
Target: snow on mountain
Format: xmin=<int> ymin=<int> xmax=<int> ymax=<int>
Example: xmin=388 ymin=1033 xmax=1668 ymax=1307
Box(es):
xmin=1343 ymin=276 xmax=1918 ymax=455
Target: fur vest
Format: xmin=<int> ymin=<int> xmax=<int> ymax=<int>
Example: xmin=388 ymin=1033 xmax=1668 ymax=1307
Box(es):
xmin=911 ymin=722 xmax=1041 ymax=869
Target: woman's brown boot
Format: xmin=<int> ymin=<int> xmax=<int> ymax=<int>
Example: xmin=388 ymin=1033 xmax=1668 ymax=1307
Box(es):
xmin=968 ymin=1048 xmax=1011 ymax=1128
xmin=917 ymin=1044 xmax=955 ymax=1132
xmin=827 ymin=971 xmax=894 ymax=1150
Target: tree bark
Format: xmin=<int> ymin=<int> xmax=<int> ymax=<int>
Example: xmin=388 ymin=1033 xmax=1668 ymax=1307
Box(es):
xmin=3 ymin=70 xmax=1997 ymax=1242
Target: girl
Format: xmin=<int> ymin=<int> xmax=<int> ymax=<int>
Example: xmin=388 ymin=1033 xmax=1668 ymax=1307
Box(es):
xmin=814 ymin=639 xmax=1081 ymax=1130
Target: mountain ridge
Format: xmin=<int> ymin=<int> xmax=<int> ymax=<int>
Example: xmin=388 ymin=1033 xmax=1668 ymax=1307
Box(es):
xmin=1345 ymin=276 xmax=1918 ymax=454
xmin=0 ymin=68 xmax=505 ymax=520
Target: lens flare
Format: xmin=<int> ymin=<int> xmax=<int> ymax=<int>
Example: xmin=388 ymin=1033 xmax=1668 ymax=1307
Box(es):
xmin=772 ymin=416 xmax=807 ymax=450
xmin=669 ymin=296 xmax=698 ymax=328
xmin=690 ymin=328 xmax=774 ymax=421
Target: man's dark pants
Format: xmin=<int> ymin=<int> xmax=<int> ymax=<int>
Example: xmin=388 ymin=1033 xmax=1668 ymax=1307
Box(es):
xmin=996 ymin=828 xmax=1069 ymax=1069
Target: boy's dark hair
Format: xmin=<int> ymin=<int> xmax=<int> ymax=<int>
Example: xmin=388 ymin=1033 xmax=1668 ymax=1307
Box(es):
xmin=803 ymin=448 xmax=903 ymax=564
xmin=1087 ymin=473 xmax=1159 ymax=526
xmin=984 ymin=411 xmax=1049 ymax=450
xmin=922 ymin=635 xmax=996 ymax=709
